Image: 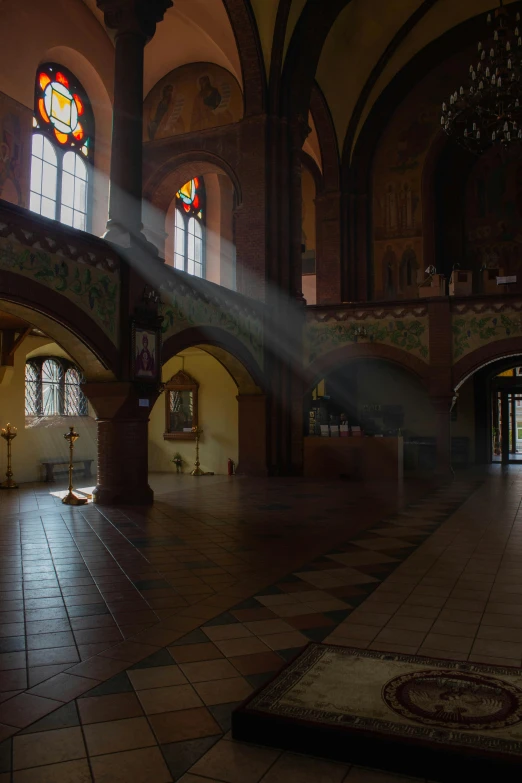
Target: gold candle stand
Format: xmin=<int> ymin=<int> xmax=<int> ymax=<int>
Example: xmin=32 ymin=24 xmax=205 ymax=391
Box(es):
xmin=191 ymin=426 xmax=204 ymax=476
xmin=0 ymin=424 xmax=17 ymax=489
xmin=62 ymin=426 xmax=88 ymax=506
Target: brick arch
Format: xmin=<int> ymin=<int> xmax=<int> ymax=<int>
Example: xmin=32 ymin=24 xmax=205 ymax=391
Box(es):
xmin=222 ymin=0 xmax=266 ymax=116
xmin=143 ymin=152 xmax=242 ymax=212
xmin=0 ymin=275 xmax=118 ymax=381
xmin=306 ymin=341 xmax=430 ymax=390
xmin=162 ymin=326 xmax=264 ymax=394
xmin=453 ymin=338 xmax=522 ymax=390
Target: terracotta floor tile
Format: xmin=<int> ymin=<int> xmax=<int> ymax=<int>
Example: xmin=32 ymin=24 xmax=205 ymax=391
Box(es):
xmin=27 ymin=647 xmax=79 ymax=668
xmin=148 ymin=706 xmax=221 ymax=743
xmin=202 ymin=625 xmax=252 ymax=642
xmin=128 ymin=665 xmax=187 ymax=690
xmin=179 ymin=658 xmax=239 ymax=683
xmin=28 ymin=672 xmax=96 ymax=701
xmin=12 ymin=759 xmax=92 ymax=783
xmin=242 ymin=619 xmax=294 ymax=635
xmin=78 ymin=692 xmax=144 ymax=724
xmin=84 ymin=716 xmax=156 ymax=756
xmin=214 ymin=637 xmax=271 ymax=657
xmin=0 ymin=692 xmax=62 ymax=728
xmin=169 ymin=643 xmax=224 ymax=663
xmin=138 ymin=683 xmax=203 ymax=714
xmin=228 ymin=651 xmax=283 ymax=676
xmin=231 ymin=608 xmax=277 ymax=622
xmin=190 ymin=737 xmax=280 ymax=783
xmin=67 ymin=656 xmax=129 ymax=680
xmin=258 ymin=631 xmax=309 ymax=651
xmin=261 ymin=751 xmax=348 ymax=782
xmin=13 ymin=726 xmax=86 ymax=769
xmin=90 ymin=746 xmax=172 ymax=782
xmin=193 ymin=676 xmax=253 ymax=706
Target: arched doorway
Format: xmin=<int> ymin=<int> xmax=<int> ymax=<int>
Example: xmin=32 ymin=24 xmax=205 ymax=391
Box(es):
xmin=0 ymin=301 xmax=114 ymax=485
xmin=157 ymin=331 xmax=266 ymax=477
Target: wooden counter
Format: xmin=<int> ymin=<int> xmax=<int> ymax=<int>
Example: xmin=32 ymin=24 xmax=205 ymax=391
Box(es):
xmin=303 ymin=436 xmax=403 ymax=481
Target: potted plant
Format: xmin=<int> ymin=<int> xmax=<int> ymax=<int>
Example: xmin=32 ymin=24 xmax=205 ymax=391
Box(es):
xmin=172 ymin=452 xmax=184 ymax=474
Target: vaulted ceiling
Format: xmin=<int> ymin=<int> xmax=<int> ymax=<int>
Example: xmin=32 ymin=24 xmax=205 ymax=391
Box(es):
xmin=79 ymin=0 xmax=518 ymax=157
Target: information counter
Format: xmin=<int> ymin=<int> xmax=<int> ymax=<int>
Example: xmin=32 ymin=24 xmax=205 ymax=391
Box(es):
xmin=303 ymin=436 xmax=403 ymax=481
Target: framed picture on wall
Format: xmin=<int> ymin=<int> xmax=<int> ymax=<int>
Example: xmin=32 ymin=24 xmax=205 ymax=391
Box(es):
xmin=164 ymin=370 xmax=199 ymax=440
xmin=131 ymin=322 xmax=161 ymax=382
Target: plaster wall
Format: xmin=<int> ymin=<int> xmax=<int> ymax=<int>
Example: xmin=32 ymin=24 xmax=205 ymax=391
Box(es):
xmin=148 ymin=348 xmax=238 ymax=476
xmin=0 ymin=337 xmax=97 ymax=484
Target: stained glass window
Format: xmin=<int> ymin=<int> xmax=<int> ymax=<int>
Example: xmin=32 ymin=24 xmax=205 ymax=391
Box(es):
xmin=30 ymin=63 xmax=93 ymax=229
xmin=174 ymin=178 xmax=205 ymax=277
xmin=25 ymin=358 xmax=87 ymax=417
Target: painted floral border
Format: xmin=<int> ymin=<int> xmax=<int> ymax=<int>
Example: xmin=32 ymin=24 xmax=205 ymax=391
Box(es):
xmin=452 ymin=312 xmax=522 ymax=360
xmin=305 ymin=316 xmax=429 ymax=365
xmin=0 ymin=237 xmax=119 ymax=344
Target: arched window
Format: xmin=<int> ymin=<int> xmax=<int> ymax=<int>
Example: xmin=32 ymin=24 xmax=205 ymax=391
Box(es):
xmin=25 ymin=358 xmax=87 ymax=417
xmin=174 ymin=178 xmax=205 ymax=278
xmin=30 ymin=63 xmax=93 ymax=231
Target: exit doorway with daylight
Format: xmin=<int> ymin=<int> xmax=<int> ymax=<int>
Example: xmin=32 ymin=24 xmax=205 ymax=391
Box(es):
xmin=492 ymin=368 xmax=522 ymax=464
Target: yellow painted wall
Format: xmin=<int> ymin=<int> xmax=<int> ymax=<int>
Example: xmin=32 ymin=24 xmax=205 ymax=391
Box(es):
xmin=0 ymin=338 xmax=97 ymax=484
xmin=148 ymin=348 xmax=238 ymax=475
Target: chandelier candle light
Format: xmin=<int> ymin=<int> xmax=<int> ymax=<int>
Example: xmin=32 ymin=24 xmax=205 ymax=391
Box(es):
xmin=62 ymin=426 xmax=88 ymax=506
xmin=0 ymin=424 xmax=17 ymax=490
xmin=441 ymin=0 xmax=522 ymax=152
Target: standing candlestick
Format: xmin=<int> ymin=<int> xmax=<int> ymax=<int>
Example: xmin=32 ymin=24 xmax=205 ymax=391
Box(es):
xmin=191 ymin=426 xmax=204 ymax=476
xmin=0 ymin=424 xmax=17 ymax=489
xmin=62 ymin=427 xmax=88 ymax=506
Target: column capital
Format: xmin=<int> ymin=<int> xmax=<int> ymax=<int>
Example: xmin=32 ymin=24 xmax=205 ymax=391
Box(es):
xmin=97 ymin=0 xmax=173 ymax=42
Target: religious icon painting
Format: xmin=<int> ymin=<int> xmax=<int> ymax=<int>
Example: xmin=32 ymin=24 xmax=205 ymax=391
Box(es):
xmin=131 ymin=323 xmax=161 ymax=382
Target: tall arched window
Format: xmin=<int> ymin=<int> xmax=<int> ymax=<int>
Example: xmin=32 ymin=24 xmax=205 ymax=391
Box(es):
xmin=30 ymin=63 xmax=93 ymax=231
xmin=174 ymin=178 xmax=205 ymax=278
xmin=25 ymin=358 xmax=88 ymax=417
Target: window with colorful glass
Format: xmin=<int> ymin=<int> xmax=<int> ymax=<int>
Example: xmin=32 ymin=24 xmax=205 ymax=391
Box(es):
xmin=30 ymin=63 xmax=94 ymax=231
xmin=174 ymin=177 xmax=205 ymax=278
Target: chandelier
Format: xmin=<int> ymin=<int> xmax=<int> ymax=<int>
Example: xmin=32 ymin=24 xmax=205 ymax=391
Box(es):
xmin=441 ymin=1 xmax=522 ymax=153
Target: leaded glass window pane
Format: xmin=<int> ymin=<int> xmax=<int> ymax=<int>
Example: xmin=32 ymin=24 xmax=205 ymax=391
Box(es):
xmin=25 ymin=362 xmax=39 ymax=415
xmin=30 ymin=134 xmax=58 ymax=220
xmin=41 ymin=359 xmax=63 ymax=415
xmin=65 ymin=367 xmax=87 ymax=415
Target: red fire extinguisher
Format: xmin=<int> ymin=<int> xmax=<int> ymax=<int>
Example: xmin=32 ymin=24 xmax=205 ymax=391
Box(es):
xmin=227 ymin=458 xmax=235 ymax=476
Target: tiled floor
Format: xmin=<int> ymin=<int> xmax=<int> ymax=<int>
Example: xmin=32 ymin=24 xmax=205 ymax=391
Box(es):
xmin=0 ymin=468 xmax=515 ymax=781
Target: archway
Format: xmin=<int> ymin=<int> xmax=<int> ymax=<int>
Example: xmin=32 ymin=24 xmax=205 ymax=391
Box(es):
xmin=156 ymin=328 xmax=265 ymax=476
xmin=0 ymin=301 xmax=110 ymax=485
xmin=143 ymin=156 xmax=240 ymax=292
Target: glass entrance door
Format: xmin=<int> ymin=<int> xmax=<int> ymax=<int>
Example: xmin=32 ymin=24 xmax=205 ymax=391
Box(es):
xmin=493 ymin=388 xmax=522 ymax=463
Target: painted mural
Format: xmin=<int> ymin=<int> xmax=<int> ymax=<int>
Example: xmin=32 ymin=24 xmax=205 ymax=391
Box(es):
xmin=160 ymin=290 xmax=263 ymax=369
xmin=372 ymin=52 xmax=471 ymax=300
xmin=305 ymin=310 xmax=429 ymax=365
xmin=0 ymin=235 xmax=120 ymax=344
xmin=465 ymin=145 xmax=522 ymax=288
xmin=0 ymin=92 xmax=31 ymax=208
xmin=143 ymin=63 xmax=243 ymax=142
xmin=452 ymin=302 xmax=522 ymax=361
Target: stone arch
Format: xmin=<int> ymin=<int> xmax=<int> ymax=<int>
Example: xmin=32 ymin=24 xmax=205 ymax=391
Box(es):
xmin=144 ymin=152 xmax=242 ymax=210
xmin=162 ymin=326 xmax=263 ymax=394
xmin=222 ymin=0 xmax=266 ymax=116
xmin=453 ymin=338 xmax=522 ymax=391
xmin=0 ymin=289 xmax=116 ymax=382
xmin=306 ymin=341 xmax=430 ymax=391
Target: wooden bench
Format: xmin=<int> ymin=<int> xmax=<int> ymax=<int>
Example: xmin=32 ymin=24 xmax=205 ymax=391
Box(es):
xmin=42 ymin=459 xmax=94 ymax=482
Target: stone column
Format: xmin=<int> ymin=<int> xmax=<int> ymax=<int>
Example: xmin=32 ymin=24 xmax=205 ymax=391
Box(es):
xmin=97 ymin=0 xmax=172 ymax=247
xmin=315 ymin=190 xmax=341 ymax=304
xmin=236 ymin=395 xmax=267 ymax=475
xmin=83 ymin=382 xmax=159 ymax=505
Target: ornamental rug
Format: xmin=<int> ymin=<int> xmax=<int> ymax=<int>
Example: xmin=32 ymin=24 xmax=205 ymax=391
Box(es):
xmin=233 ymin=643 xmax=522 ymax=781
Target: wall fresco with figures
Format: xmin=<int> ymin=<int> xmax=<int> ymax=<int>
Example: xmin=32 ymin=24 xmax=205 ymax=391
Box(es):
xmin=372 ymin=50 xmax=473 ymax=300
xmin=143 ymin=63 xmax=243 ymax=142
xmin=304 ymin=308 xmax=429 ymax=365
xmin=0 ymin=91 xmax=31 ymax=208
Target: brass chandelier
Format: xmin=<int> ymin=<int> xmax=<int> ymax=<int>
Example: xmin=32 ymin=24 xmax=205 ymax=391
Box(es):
xmin=441 ymin=1 xmax=522 ymax=153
